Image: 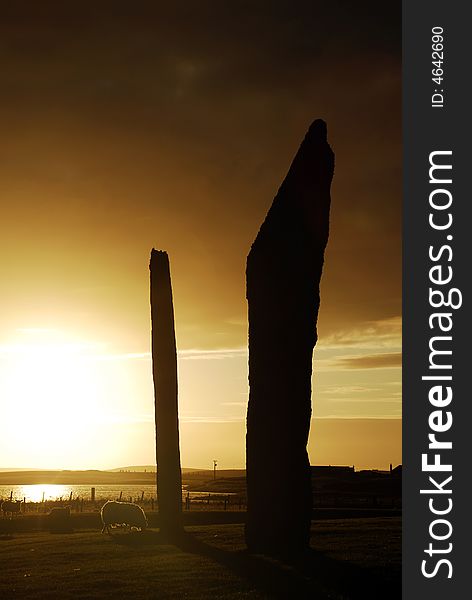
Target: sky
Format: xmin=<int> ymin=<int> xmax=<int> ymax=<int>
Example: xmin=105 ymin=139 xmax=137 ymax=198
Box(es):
xmin=0 ymin=1 xmax=401 ymax=471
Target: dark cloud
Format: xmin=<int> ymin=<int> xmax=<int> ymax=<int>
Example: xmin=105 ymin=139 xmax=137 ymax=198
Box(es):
xmin=0 ymin=2 xmax=400 ymax=350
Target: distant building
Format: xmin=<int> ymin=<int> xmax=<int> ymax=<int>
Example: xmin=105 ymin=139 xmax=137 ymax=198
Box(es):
xmin=391 ymin=464 xmax=402 ymax=476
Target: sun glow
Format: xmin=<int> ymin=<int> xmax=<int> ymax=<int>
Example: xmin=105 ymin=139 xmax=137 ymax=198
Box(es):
xmin=0 ymin=329 xmax=109 ymax=465
xmin=15 ymin=484 xmax=71 ymax=503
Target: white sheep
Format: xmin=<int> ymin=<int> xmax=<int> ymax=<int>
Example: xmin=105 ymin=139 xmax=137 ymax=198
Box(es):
xmin=100 ymin=500 xmax=148 ymax=535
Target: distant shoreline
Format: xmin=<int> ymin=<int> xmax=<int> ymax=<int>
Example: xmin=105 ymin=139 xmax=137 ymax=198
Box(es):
xmin=0 ymin=469 xmax=245 ymax=486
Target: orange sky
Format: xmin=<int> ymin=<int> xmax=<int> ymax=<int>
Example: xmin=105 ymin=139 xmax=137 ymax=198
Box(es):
xmin=0 ymin=2 xmax=401 ymax=470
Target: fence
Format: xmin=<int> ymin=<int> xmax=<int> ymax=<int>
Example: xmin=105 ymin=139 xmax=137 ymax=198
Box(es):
xmin=1 ymin=490 xmax=247 ymax=516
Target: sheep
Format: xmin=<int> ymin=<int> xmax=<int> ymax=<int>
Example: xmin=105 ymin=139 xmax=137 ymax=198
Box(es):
xmin=100 ymin=500 xmax=148 ymax=535
xmin=1 ymin=500 xmax=22 ymax=519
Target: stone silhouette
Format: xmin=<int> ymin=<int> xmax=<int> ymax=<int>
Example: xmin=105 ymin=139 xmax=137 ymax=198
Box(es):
xmin=245 ymin=120 xmax=334 ymax=554
xmin=150 ymin=249 xmax=183 ymax=537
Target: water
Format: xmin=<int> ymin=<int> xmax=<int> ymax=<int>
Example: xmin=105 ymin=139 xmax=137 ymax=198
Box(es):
xmin=0 ymin=484 xmax=234 ymax=503
xmin=0 ymin=484 xmax=156 ymax=503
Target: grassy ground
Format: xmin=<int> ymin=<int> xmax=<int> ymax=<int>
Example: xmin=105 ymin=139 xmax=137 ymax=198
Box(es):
xmin=0 ymin=518 xmax=400 ymax=599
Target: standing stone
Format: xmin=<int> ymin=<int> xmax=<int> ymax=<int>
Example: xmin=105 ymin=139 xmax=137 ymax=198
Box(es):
xmin=150 ymin=249 xmax=183 ymax=537
xmin=245 ymin=120 xmax=334 ymax=554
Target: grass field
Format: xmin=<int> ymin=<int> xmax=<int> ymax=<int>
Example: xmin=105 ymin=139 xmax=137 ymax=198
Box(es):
xmin=0 ymin=516 xmax=400 ymax=599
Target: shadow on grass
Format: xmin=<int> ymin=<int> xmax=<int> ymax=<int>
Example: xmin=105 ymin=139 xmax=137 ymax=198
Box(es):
xmin=109 ymin=529 xmax=400 ymax=600
xmin=109 ymin=530 xmax=167 ymax=547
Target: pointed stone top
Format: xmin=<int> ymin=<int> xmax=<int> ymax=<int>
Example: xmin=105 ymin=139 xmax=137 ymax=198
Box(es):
xmin=307 ymin=118 xmax=327 ymax=141
xmin=295 ymin=118 xmax=331 ymax=165
xmin=248 ymin=118 xmax=334 ymax=257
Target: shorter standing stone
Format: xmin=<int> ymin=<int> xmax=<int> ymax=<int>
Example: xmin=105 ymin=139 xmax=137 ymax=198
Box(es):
xmin=150 ymin=249 xmax=183 ymax=537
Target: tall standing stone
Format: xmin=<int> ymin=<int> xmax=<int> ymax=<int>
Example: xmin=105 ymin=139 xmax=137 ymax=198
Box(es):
xmin=245 ymin=120 xmax=334 ymax=554
xmin=150 ymin=248 xmax=183 ymax=537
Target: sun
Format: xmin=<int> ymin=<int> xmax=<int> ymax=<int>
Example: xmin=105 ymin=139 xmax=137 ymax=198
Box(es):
xmin=0 ymin=329 xmax=105 ymax=463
